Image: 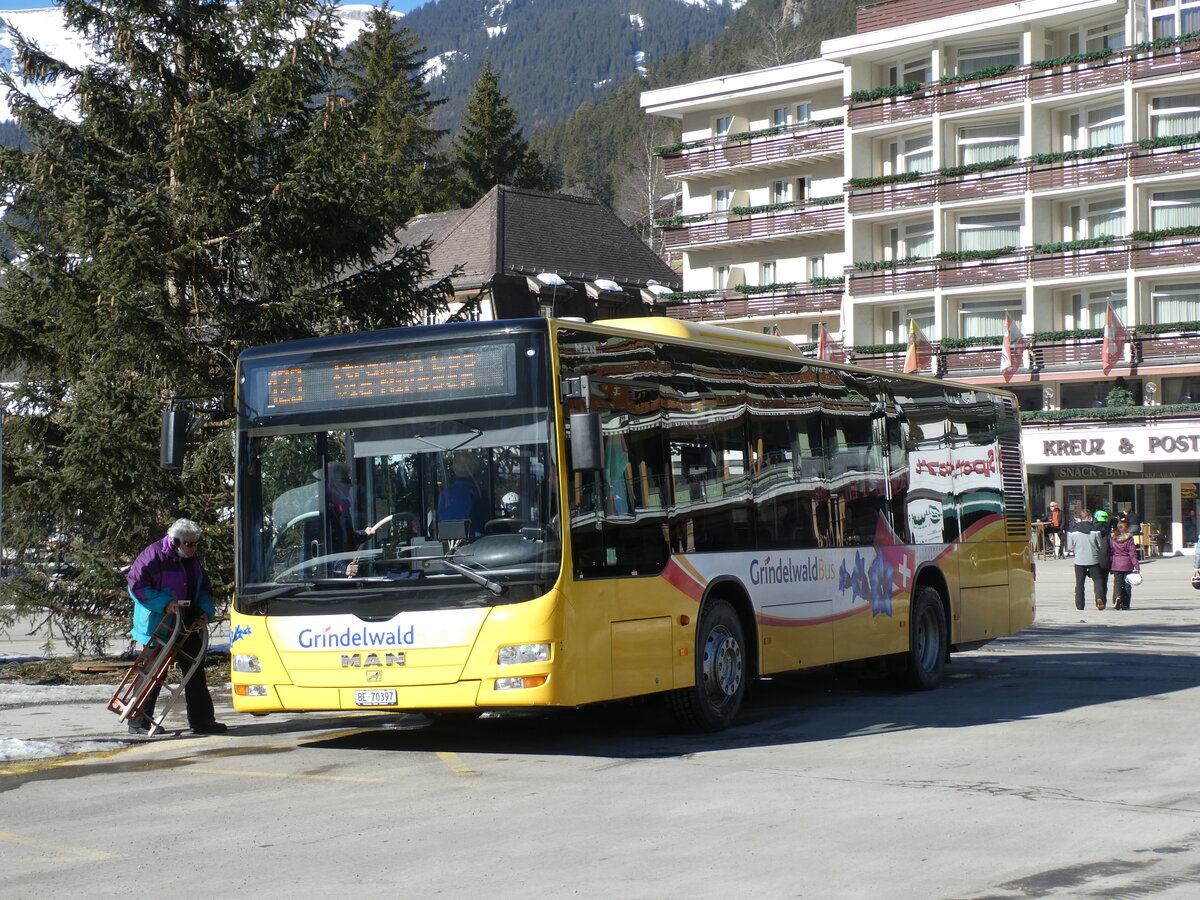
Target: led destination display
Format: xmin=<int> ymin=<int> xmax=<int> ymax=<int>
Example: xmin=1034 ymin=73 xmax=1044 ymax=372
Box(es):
xmin=255 ymin=342 xmax=517 ymax=415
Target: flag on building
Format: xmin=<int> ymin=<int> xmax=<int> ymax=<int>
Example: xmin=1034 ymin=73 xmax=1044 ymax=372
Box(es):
xmin=1101 ymin=302 xmax=1130 ymax=373
xmin=902 ymin=318 xmax=932 ymax=374
xmin=999 ymin=312 xmax=1025 ymax=381
xmin=816 ymin=324 xmax=844 ymax=362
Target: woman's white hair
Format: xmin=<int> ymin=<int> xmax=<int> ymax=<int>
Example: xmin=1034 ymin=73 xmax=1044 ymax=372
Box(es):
xmin=167 ymin=518 xmax=202 ymax=541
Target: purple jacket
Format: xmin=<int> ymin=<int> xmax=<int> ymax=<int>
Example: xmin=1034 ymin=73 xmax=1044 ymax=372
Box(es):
xmin=1108 ymin=533 xmax=1140 ymax=574
xmin=126 ymin=535 xmax=214 ymax=643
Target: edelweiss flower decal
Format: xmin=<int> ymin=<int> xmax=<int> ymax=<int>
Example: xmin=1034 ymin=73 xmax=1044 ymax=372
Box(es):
xmin=868 ymin=550 xmax=897 ymax=617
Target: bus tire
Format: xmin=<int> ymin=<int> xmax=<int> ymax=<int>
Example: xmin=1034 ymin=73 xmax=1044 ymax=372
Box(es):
xmin=668 ymin=599 xmax=746 ymax=732
xmin=903 ymin=586 xmax=947 ymax=691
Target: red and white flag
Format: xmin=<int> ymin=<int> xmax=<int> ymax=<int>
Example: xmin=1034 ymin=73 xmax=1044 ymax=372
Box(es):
xmin=999 ymin=312 xmax=1025 ymax=381
xmin=903 ymin=318 xmax=932 ymax=375
xmin=1101 ymin=302 xmax=1130 ymax=373
xmin=815 ymin=324 xmax=845 ymax=362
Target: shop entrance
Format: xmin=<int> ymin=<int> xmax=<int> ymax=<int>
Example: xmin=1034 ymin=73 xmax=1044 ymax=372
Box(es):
xmin=1063 ymin=482 xmax=1172 ymax=553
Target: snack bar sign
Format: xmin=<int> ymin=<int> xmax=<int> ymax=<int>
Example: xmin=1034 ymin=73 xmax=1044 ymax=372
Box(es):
xmin=1025 ymin=424 xmax=1200 ymax=465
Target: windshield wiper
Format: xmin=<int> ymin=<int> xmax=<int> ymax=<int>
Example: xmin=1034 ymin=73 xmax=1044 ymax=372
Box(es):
xmin=439 ymin=559 xmax=506 ymax=596
xmin=240 ymin=582 xmax=316 ymax=613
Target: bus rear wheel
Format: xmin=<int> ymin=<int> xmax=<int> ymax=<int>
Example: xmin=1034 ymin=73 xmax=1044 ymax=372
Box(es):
xmin=902 ymin=586 xmax=947 ymax=690
xmin=669 ymin=599 xmax=746 ymax=732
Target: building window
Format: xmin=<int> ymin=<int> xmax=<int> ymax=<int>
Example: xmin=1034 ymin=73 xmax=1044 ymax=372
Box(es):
xmin=888 ymin=220 xmax=935 ymax=260
xmin=890 ymin=305 xmax=936 ymax=343
xmin=714 ymin=187 xmax=733 ymax=213
xmin=959 ymin=298 xmax=1021 ymax=339
xmin=957 ymin=211 xmax=1020 ymax=252
xmin=955 ymin=41 xmax=1021 ymax=76
xmin=760 ymin=261 xmax=776 ymax=284
xmin=889 ymin=134 xmax=933 ymax=174
xmin=957 ymin=122 xmax=1020 ymax=165
xmin=1150 ymin=93 xmax=1200 ymax=138
xmin=810 ymin=256 xmax=825 ymax=280
xmin=1070 ymin=288 xmax=1128 ymax=329
xmin=1066 ymin=196 xmax=1125 ymax=239
xmin=772 ymin=107 xmax=789 ymax=127
xmin=1066 ymin=104 xmax=1124 ymax=150
xmin=888 ymin=56 xmax=930 ymax=86
xmin=795 ymin=177 xmax=810 ymax=201
xmin=714 ymin=265 xmax=730 ymax=291
xmin=715 ymin=115 xmax=733 ymax=137
xmin=1151 ymin=282 xmax=1200 ymax=322
xmin=795 ymin=101 xmax=813 ymax=123
xmin=1068 ymin=21 xmax=1126 ymax=53
xmin=771 ymin=180 xmax=789 ymax=204
xmin=1150 ymin=189 xmax=1200 ymax=230
xmin=1150 ymin=0 xmax=1200 ymax=40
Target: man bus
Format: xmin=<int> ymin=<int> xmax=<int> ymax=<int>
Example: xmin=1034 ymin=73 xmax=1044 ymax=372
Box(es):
xmin=226 ymin=317 xmax=1033 ymax=731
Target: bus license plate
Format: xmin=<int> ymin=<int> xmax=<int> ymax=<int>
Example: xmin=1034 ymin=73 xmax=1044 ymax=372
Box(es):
xmin=355 ymin=689 xmax=397 ymax=707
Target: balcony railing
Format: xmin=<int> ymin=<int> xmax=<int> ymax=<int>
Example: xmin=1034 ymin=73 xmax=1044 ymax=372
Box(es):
xmin=848 ymin=142 xmax=1200 ymax=215
xmin=856 ymin=0 xmax=1014 ymax=33
xmin=659 ymin=125 xmax=843 ymax=177
xmin=847 ymin=235 xmax=1200 ymax=297
xmin=847 ymin=38 xmax=1200 ymax=128
xmin=660 ymin=283 xmax=844 ymax=322
xmin=847 ymin=328 xmax=1200 ymax=380
xmin=662 ymin=201 xmax=844 ymax=250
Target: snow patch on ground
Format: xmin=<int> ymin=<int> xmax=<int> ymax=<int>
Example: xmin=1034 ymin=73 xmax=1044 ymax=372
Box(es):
xmin=0 ymin=682 xmax=117 ymax=708
xmin=1 ymin=736 xmax=129 ymax=762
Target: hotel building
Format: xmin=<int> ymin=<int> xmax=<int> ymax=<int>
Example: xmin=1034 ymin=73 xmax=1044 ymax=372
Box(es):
xmin=641 ymin=0 xmax=1200 ymax=554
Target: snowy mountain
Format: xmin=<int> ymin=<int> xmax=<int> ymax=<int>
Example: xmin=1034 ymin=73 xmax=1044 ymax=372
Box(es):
xmin=399 ymin=0 xmax=744 ymax=131
xmin=0 ymin=4 xmax=385 ymax=122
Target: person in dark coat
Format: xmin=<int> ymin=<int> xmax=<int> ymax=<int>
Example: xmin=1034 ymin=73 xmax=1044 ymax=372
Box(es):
xmin=125 ymin=518 xmax=225 ymax=735
xmin=1109 ymin=519 xmax=1141 ymax=610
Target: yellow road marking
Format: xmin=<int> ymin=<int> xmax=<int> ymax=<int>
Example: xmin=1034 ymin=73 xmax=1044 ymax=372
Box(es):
xmin=0 ymin=831 xmax=123 ymax=862
xmin=437 ymin=751 xmax=478 ymax=779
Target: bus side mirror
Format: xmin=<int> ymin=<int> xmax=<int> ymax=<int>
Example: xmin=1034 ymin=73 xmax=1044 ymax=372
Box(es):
xmin=569 ymin=412 xmax=603 ymax=471
xmin=160 ymin=407 xmax=188 ymax=471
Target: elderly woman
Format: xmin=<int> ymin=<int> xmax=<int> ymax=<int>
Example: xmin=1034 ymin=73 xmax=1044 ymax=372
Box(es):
xmin=125 ymin=518 xmax=225 ymax=736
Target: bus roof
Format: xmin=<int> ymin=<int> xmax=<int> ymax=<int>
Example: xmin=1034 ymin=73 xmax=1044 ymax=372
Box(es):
xmin=592 ymin=317 xmax=803 ymax=356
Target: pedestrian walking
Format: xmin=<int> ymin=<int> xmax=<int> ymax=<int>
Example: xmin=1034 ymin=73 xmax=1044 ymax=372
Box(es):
xmin=125 ymin=518 xmax=226 ymax=735
xmin=1109 ymin=519 xmax=1141 ymax=610
xmin=1092 ymin=509 xmax=1113 ymax=595
xmin=1067 ymin=510 xmax=1106 ymax=610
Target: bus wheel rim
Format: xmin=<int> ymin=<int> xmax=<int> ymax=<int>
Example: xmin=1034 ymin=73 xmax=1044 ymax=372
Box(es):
xmin=703 ymin=625 xmax=743 ymax=704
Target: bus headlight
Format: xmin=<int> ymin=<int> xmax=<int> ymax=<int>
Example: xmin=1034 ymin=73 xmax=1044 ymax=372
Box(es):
xmin=497 ymin=643 xmax=550 ymax=665
xmin=233 ymin=654 xmax=261 ymax=673
xmin=234 ymin=684 xmax=269 ymax=697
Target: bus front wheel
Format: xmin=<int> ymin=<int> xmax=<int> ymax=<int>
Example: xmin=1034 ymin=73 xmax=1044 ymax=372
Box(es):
xmin=902 ymin=586 xmax=947 ymax=690
xmin=669 ymin=599 xmax=746 ymax=732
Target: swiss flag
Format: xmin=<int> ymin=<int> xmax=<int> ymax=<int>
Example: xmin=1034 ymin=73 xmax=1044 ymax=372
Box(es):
xmin=874 ymin=515 xmax=915 ymax=592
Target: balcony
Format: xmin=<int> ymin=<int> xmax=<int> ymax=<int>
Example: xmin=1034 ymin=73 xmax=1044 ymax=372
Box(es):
xmin=847 ymin=326 xmax=1200 ymax=380
xmin=856 ymin=0 xmax=1014 ymax=33
xmin=847 ymin=37 xmax=1200 ymax=128
xmin=662 ymin=200 xmax=845 ymax=250
xmin=659 ymin=122 xmax=844 ymax=178
xmin=848 ymin=142 xmax=1200 ymax=216
xmin=847 ymin=235 xmax=1200 ymax=298
xmin=659 ymin=282 xmax=844 ymax=323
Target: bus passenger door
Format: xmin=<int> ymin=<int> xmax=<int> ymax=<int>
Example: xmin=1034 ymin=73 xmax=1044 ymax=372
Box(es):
xmin=950 ymin=392 xmax=1010 ymax=643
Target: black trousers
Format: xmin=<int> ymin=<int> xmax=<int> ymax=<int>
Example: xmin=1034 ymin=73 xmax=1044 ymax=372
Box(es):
xmin=141 ymin=624 xmax=215 ymax=728
xmin=1074 ymin=564 xmax=1106 ymax=609
xmin=1112 ymin=573 xmax=1134 ymax=609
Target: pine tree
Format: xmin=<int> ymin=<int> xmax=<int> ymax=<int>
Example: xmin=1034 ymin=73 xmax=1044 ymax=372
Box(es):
xmin=446 ymin=59 xmax=550 ymax=208
xmin=339 ymin=3 xmax=448 ymax=221
xmin=0 ymin=0 xmax=452 ymax=652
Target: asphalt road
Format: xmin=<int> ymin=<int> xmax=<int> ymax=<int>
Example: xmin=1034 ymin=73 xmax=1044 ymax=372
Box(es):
xmin=3 ymin=554 xmax=1200 ymax=899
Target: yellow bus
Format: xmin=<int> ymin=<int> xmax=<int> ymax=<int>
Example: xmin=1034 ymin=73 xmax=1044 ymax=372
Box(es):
xmin=229 ymin=317 xmax=1033 ymax=730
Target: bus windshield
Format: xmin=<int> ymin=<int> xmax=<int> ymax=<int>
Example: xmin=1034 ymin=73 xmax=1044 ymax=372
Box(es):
xmin=236 ymin=329 xmax=560 ymax=614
